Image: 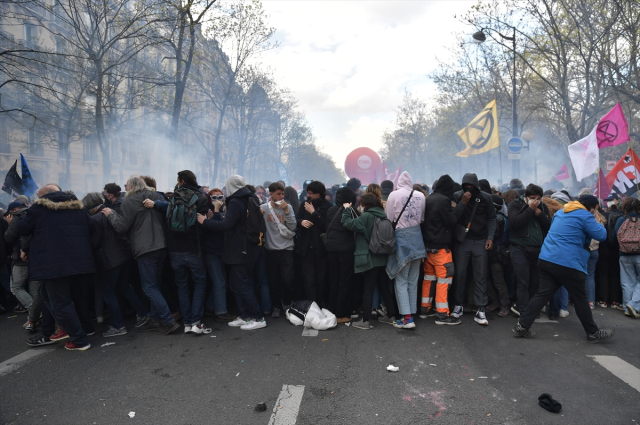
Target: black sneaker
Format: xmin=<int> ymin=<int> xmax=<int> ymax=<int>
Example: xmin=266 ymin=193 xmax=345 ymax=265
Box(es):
xmin=587 ymin=328 xmax=614 ymax=343
xmin=419 ymin=307 xmax=436 ymax=319
xmin=137 ymin=320 xmax=161 ymax=332
xmin=435 ymin=315 xmax=461 ymax=325
xmin=159 ymin=320 xmax=180 ymax=335
xmin=26 ymin=333 xmax=56 ymax=347
xmin=512 ymin=321 xmax=536 ymax=338
xmin=14 ymin=303 xmax=28 ymax=313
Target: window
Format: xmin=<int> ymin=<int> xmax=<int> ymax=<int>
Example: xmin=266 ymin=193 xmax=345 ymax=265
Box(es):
xmin=0 ymin=116 xmax=10 ymax=153
xmin=24 ymin=24 xmax=37 ymax=47
xmin=55 ymin=36 xmax=64 ymax=53
xmin=28 ymin=129 xmax=43 ymax=156
xmin=83 ymin=138 xmax=98 ymax=161
xmin=57 ymin=131 xmax=68 ymax=159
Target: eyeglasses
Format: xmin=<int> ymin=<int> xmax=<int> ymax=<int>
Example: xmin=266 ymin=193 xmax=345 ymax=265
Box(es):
xmin=210 ymin=195 xmax=224 ymax=201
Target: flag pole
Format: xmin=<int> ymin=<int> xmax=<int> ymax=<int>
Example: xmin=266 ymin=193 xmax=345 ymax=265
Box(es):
xmin=629 ymin=140 xmax=640 ymax=196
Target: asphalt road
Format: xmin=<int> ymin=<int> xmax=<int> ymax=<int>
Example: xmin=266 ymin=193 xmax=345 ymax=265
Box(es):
xmin=1 ymin=303 xmax=639 ymax=425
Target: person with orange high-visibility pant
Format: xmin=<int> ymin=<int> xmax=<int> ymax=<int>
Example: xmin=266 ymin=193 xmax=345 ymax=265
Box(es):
xmin=420 ymin=174 xmax=466 ymax=325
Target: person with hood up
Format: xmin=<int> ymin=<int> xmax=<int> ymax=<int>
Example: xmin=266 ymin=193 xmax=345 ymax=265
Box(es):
xmin=197 ymin=175 xmax=266 ymax=331
xmin=513 ymin=195 xmax=614 ymax=343
xmin=385 ymin=171 xmax=426 ymax=329
xmin=102 ymin=176 xmax=179 ymax=336
xmin=325 ymin=186 xmax=359 ymax=323
xmin=342 ymin=193 xmax=397 ymax=329
xmin=18 ymin=185 xmax=96 ymax=351
xmin=420 ymin=174 xmax=463 ymax=325
xmin=507 ymin=184 xmax=552 ymax=317
xmin=295 ymin=180 xmax=333 ymax=306
xmin=451 ymin=173 xmax=496 ymax=326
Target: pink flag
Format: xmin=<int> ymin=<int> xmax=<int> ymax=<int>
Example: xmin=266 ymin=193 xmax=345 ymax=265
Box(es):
xmin=554 ymin=164 xmax=570 ymax=181
xmin=597 ymin=103 xmax=630 ymax=149
xmin=594 ymin=169 xmax=612 ymax=199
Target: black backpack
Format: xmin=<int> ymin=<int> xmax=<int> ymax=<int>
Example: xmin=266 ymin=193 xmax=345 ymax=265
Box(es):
xmin=368 ymin=216 xmax=396 ymax=254
xmin=607 ymin=210 xmax=624 ymax=245
xmin=242 ymin=194 xmax=266 ymax=253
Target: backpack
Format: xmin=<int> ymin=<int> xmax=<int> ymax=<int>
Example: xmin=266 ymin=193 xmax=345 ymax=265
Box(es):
xmin=243 ymin=195 xmax=266 ymax=250
xmin=166 ymin=187 xmax=199 ymax=232
xmin=617 ymin=216 xmax=640 ymax=254
xmin=607 ymin=210 xmax=624 ymax=246
xmin=368 ymin=216 xmax=396 ymax=255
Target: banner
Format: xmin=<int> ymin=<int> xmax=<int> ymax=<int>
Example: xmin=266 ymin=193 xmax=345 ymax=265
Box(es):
xmin=594 ymin=169 xmax=611 ymax=200
xmin=568 ymin=126 xmax=599 ymax=181
xmin=604 ymin=148 xmax=640 ymax=198
xmin=596 ymin=103 xmax=630 ymax=149
xmin=275 ymin=162 xmax=290 ymax=187
xmin=344 ymin=147 xmax=382 ymax=185
xmin=20 ymin=153 xmax=39 ymax=197
xmin=456 ymin=99 xmax=500 ymax=157
xmin=2 ymin=160 xmax=23 ymax=195
xmin=554 ymin=164 xmax=570 ymax=181
xmin=382 ymin=161 xmax=402 ymax=188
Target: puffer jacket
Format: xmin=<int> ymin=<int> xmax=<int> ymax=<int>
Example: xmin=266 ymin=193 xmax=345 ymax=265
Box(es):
xmin=90 ymin=206 xmax=133 ymax=272
xmin=107 ymin=188 xmax=166 ymax=259
xmin=17 ymin=191 xmax=96 ymax=280
xmin=341 ymin=206 xmax=389 ymax=273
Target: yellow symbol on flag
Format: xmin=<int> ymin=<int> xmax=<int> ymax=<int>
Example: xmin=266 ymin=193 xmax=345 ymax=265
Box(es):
xmin=456 ymin=99 xmax=500 ymax=157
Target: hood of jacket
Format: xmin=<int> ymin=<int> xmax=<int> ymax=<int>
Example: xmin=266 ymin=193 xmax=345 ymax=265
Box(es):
xmin=479 ymin=179 xmax=492 ymax=194
xmin=564 ymin=201 xmax=588 ymax=214
xmin=364 ymin=206 xmax=387 ymax=218
xmin=33 ymin=191 xmax=83 ymax=211
xmin=335 ymin=187 xmax=356 ymax=205
xmin=461 ymin=173 xmax=480 ymax=190
xmin=397 ymin=171 xmax=414 ymax=190
xmin=226 ymin=186 xmax=251 ymax=203
xmin=126 ymin=186 xmax=156 ymax=198
xmin=434 ymin=174 xmax=455 ymax=201
xmin=226 ymin=175 xmax=246 ymax=197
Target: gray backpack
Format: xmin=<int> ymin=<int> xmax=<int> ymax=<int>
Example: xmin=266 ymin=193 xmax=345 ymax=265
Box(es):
xmin=369 ymin=217 xmax=396 ymax=254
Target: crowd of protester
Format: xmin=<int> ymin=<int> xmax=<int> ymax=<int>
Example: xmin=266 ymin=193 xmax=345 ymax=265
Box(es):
xmin=0 ymin=169 xmax=635 ymax=351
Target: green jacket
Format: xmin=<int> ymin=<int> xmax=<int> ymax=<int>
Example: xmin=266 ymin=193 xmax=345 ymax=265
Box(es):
xmin=341 ymin=206 xmax=389 ymax=273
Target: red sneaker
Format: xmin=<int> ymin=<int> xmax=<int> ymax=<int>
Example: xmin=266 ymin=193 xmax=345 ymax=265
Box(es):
xmin=50 ymin=329 xmax=69 ymax=341
xmin=64 ymin=341 xmax=91 ymax=351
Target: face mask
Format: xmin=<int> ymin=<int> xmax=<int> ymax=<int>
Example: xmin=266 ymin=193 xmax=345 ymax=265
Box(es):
xmin=527 ymin=198 xmax=535 ymax=206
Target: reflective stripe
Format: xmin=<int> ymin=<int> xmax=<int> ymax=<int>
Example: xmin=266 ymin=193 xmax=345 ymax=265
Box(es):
xmin=424 ymin=275 xmax=436 ymax=281
xmin=435 ymin=302 xmax=449 ymax=309
xmin=421 ymin=297 xmax=433 ymax=303
xmin=437 ymin=277 xmax=452 ymax=284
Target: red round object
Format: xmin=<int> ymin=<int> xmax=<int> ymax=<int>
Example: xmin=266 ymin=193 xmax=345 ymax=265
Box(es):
xmin=344 ymin=147 xmax=382 ymax=185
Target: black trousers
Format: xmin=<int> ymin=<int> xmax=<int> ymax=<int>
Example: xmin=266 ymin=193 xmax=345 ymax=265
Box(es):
xmin=487 ymin=260 xmax=510 ymax=307
xmin=520 ymin=260 xmax=598 ymax=334
xmin=266 ymin=249 xmax=295 ymax=307
xmin=300 ymin=248 xmax=327 ymax=306
xmin=596 ymin=243 xmax=622 ymax=304
xmin=327 ymin=251 xmax=355 ymax=318
xmin=362 ymin=266 xmax=397 ymax=322
xmin=510 ymin=245 xmax=541 ymax=312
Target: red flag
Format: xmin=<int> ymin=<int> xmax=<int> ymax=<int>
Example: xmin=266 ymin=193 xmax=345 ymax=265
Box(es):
xmin=597 ymin=103 xmax=630 ymax=149
xmin=554 ymin=164 xmax=570 ymax=181
xmin=605 ymin=148 xmax=640 ymax=197
xmin=594 ymin=169 xmax=611 ymax=199
xmin=294 ymin=181 xmax=299 ymax=191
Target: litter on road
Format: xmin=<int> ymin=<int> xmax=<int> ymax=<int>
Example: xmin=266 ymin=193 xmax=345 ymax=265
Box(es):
xmin=101 ymin=342 xmax=115 ymax=347
xmin=236 ymin=373 xmax=240 ymax=377
xmin=255 ymin=403 xmax=267 ymax=412
xmin=387 ymin=365 xmax=399 ymax=372
xmin=429 ymin=364 xmax=436 ymax=367
xmin=128 ymin=412 xmax=135 ymax=418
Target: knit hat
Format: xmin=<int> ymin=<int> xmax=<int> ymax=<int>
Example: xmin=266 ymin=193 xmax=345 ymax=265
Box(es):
xmin=538 ymin=393 xmax=562 ymax=413
xmin=578 ymin=194 xmax=599 ymax=209
xmin=381 ymin=180 xmax=394 ymax=191
xmin=551 ymin=192 xmax=570 ymax=204
xmin=491 ymin=194 xmax=504 ymax=210
xmin=225 ymin=175 xmax=246 ymax=197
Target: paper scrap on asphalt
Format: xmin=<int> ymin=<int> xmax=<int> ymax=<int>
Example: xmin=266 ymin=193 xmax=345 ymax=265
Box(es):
xmin=128 ymin=412 xmax=135 ymax=418
xmin=429 ymin=364 xmax=436 ymax=366
xmin=101 ymin=342 xmax=115 ymax=347
xmin=387 ymin=365 xmax=399 ymax=372
xmin=210 ymin=336 xmax=216 ymax=338
xmin=479 ymin=376 xmax=487 ymax=379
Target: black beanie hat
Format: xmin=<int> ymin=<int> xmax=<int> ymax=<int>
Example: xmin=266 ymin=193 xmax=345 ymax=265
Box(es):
xmin=491 ymin=194 xmax=504 ymax=209
xmin=538 ymin=393 xmax=562 ymax=413
xmin=578 ymin=194 xmax=599 ymax=209
xmin=335 ymin=186 xmax=356 ymax=205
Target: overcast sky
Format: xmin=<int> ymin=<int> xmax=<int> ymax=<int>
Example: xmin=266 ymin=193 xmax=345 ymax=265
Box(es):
xmin=258 ymin=0 xmax=478 ymax=170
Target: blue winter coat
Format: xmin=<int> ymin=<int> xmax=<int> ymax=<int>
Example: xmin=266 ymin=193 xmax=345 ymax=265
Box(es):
xmin=17 ymin=191 xmax=96 ymax=280
xmin=539 ymin=203 xmax=606 ymax=274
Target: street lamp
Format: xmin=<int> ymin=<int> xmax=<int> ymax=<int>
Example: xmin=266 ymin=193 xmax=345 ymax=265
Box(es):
xmin=473 ymin=26 xmax=519 ymax=178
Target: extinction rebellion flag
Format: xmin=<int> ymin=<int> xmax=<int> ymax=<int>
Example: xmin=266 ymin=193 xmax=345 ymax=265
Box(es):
xmin=604 ymin=148 xmax=640 ymax=198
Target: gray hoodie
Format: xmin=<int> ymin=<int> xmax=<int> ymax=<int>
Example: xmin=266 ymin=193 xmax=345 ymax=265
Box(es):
xmin=260 ymin=202 xmax=297 ymax=251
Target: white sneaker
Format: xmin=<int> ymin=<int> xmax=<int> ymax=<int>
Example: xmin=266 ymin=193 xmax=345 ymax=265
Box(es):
xmin=184 ymin=325 xmax=193 ymax=334
xmin=240 ymin=318 xmax=267 ymax=330
xmin=191 ymin=323 xmax=212 ymax=334
xmin=559 ymin=309 xmax=570 ymax=318
xmin=228 ymin=317 xmax=249 ymax=327
xmin=451 ymin=305 xmax=463 ymax=318
xmin=474 ymin=310 xmax=488 ymax=326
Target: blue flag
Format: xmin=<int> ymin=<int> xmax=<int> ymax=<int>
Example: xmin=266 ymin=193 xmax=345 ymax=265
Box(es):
xmin=20 ymin=153 xmax=39 ymax=197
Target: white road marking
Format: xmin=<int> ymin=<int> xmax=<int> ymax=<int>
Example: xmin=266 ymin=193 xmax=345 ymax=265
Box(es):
xmin=0 ymin=348 xmax=55 ymax=377
xmin=588 ymin=355 xmax=640 ymax=392
xmin=301 ymin=327 xmax=318 ymax=337
xmin=268 ymin=385 xmax=305 ymax=425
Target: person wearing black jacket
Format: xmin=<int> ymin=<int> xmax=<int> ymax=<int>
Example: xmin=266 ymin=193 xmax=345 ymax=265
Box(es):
xmin=421 ymin=174 xmax=464 ymax=325
xmin=507 ymin=183 xmax=551 ymax=316
xmin=103 ymin=183 xmax=124 ymax=213
xmin=295 ymin=181 xmax=333 ymax=306
xmin=325 ymin=186 xmax=358 ymax=322
xmin=197 ymin=175 xmax=266 ymax=331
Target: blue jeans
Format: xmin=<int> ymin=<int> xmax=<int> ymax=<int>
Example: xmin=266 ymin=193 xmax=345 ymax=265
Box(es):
xmin=586 ymin=250 xmax=599 ymax=303
xmin=549 ymin=286 xmax=568 ymax=315
xmin=170 ymin=252 xmax=207 ymax=326
xmin=101 ymin=264 xmax=149 ymax=329
xmin=252 ymin=246 xmax=271 ymax=313
xmin=394 ymin=259 xmax=421 ymax=315
xmin=204 ymin=252 xmax=228 ymax=315
xmin=619 ymin=255 xmax=640 ymax=313
xmin=39 ymin=276 xmax=89 ymax=347
xmin=229 ymin=264 xmax=262 ymax=321
xmin=137 ymin=249 xmax=173 ymax=324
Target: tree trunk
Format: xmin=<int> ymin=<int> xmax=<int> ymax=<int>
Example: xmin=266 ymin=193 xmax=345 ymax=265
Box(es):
xmin=94 ymin=63 xmax=111 ymax=184
xmin=212 ymin=96 xmax=230 ymax=186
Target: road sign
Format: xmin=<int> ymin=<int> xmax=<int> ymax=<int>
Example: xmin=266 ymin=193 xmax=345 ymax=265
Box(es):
xmin=507 ymin=137 xmax=523 ymax=153
xmin=606 ymin=160 xmax=616 ymax=171
xmin=508 ymin=153 xmax=521 ymax=160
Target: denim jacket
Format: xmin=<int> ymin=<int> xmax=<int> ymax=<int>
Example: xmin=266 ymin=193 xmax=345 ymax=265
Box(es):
xmin=386 ymin=225 xmax=426 ymax=279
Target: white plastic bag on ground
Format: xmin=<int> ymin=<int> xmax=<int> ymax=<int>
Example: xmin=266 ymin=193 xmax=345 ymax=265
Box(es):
xmin=286 ymin=301 xmax=337 ymax=330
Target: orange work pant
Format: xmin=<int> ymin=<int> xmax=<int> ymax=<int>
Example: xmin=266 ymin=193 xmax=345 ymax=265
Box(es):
xmin=422 ymin=249 xmax=454 ymax=315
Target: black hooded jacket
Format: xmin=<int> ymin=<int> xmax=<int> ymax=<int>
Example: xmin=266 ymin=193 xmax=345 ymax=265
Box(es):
xmin=422 ymin=175 xmax=466 ymax=249
xmin=295 ymin=197 xmax=333 ymax=257
xmin=325 ymin=187 xmax=359 ymax=252
xmin=507 ymin=196 xmax=551 ymax=242
xmin=453 ymin=173 xmax=497 ymax=241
